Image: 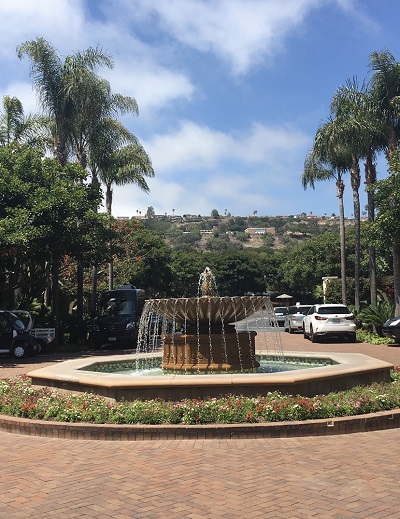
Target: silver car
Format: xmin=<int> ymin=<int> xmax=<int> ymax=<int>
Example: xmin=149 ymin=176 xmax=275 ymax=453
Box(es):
xmin=284 ymin=305 xmax=312 ymax=334
xmin=272 ymin=306 xmax=289 ymax=327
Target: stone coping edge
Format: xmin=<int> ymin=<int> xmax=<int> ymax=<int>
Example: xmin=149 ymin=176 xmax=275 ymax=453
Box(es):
xmin=0 ymin=409 xmax=399 ymax=441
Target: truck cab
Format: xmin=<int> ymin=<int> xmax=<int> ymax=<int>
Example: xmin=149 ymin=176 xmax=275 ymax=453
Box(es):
xmin=91 ymin=285 xmax=147 ymax=349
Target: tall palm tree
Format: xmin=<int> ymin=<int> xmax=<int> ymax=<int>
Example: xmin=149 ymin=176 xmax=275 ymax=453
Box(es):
xmin=17 ymin=37 xmax=113 ymax=331
xmin=303 ymin=119 xmax=350 ymax=304
xmin=89 ymin=123 xmax=154 ymax=289
xmin=369 ymin=50 xmax=400 ymax=313
xmin=331 ymin=79 xmax=387 ymax=308
xmin=17 ymin=37 xmax=113 ymax=167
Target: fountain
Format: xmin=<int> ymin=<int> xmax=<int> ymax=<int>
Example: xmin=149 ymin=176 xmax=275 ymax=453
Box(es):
xmin=139 ymin=267 xmax=270 ymax=373
xmin=27 ymin=268 xmax=394 ymax=402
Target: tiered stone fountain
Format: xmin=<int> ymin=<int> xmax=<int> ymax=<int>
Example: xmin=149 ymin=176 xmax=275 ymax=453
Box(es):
xmin=140 ymin=267 xmax=267 ymax=373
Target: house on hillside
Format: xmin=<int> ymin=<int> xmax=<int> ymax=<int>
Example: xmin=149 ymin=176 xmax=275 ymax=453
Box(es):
xmin=245 ymin=227 xmax=276 ymax=236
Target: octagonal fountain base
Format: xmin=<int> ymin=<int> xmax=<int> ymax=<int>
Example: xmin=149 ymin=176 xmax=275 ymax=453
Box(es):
xmin=27 ymin=351 xmax=393 ymax=402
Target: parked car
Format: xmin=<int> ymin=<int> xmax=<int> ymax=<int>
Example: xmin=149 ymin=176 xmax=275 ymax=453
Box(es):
xmin=272 ymin=306 xmax=289 ymax=327
xmin=382 ymin=317 xmax=400 ymax=343
xmin=303 ymin=304 xmax=357 ymax=343
xmin=284 ymin=305 xmax=313 ymax=334
xmin=0 ymin=310 xmax=41 ymax=358
xmin=11 ymin=310 xmax=55 ymax=352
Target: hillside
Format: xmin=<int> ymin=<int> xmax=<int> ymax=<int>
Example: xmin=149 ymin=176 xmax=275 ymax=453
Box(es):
xmin=140 ymin=213 xmax=344 ymax=252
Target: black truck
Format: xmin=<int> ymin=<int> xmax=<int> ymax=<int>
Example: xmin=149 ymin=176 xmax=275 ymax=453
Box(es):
xmin=91 ymin=285 xmax=147 ymax=349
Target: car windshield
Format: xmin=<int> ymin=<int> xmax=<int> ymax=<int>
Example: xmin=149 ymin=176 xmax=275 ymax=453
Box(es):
xmin=274 ymin=307 xmax=288 ymax=314
xmin=6 ymin=312 xmax=26 ymax=331
xmin=317 ymin=306 xmax=351 ymax=315
xmin=100 ymin=294 xmax=136 ymax=317
xmin=288 ymin=306 xmax=311 ymax=315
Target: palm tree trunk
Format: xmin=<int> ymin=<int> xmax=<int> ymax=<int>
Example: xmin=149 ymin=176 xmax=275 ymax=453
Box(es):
xmin=337 ymin=176 xmax=347 ymax=305
xmin=351 ymin=158 xmax=361 ymax=311
xmin=367 ymin=189 xmax=377 ymax=307
xmin=393 ymin=242 xmax=400 ymax=315
xmin=365 ymin=151 xmax=377 ymax=306
xmin=106 ymin=184 xmax=114 ymax=289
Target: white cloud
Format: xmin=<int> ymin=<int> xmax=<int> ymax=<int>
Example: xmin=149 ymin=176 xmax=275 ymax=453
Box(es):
xmin=143 ymin=120 xmax=310 ymax=174
xmin=106 ymin=60 xmax=194 ymax=118
xmin=0 ymin=0 xmax=87 ymax=58
xmin=110 ymin=120 xmax=311 ymax=217
xmin=120 ymin=0 xmax=323 ymax=75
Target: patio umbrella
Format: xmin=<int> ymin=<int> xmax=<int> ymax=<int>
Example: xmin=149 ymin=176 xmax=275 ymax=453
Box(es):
xmin=276 ymin=294 xmax=293 ymax=299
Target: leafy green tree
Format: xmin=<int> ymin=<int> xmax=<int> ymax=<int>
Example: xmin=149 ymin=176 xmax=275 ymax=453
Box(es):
xmin=370 ymin=157 xmax=400 ymax=313
xmin=169 ymin=252 xmax=213 ymax=297
xmin=369 ymin=50 xmax=400 ymax=313
xmin=107 ymin=220 xmax=172 ymax=297
xmin=0 ymin=146 xmax=103 ymax=337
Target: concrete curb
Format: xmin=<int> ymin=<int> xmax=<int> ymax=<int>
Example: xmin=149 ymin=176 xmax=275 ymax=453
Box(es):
xmin=1 ymin=409 xmax=400 ymax=440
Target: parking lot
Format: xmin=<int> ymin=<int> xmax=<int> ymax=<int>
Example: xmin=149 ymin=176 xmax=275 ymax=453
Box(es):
xmin=0 ymin=334 xmax=400 ymax=518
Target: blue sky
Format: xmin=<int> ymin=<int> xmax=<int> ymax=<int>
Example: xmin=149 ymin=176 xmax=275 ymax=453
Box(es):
xmin=0 ymin=0 xmax=399 ymax=218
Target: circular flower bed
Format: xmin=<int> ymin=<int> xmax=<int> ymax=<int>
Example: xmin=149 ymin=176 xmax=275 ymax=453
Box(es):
xmin=1 ymin=369 xmax=400 ymax=426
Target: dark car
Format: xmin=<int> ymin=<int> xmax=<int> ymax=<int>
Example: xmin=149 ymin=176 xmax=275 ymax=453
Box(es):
xmin=382 ymin=317 xmax=400 ymax=343
xmin=0 ymin=311 xmax=41 ymax=358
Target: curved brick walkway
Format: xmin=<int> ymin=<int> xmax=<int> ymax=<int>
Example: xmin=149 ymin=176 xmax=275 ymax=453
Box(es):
xmin=1 ymin=334 xmax=400 ymax=517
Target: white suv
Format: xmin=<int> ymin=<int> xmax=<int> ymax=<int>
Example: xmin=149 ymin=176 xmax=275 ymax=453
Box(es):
xmin=303 ymin=304 xmax=356 ymax=343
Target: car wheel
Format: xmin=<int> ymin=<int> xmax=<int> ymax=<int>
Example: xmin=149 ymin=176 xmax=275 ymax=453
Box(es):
xmin=288 ymin=326 xmax=294 ymax=334
xmin=11 ymin=341 xmax=29 ymax=358
xmin=33 ymin=339 xmax=46 ymax=354
xmin=303 ymin=326 xmax=308 ymax=339
xmin=310 ymin=326 xmax=319 ymax=343
xmin=348 ymin=333 xmax=357 ymax=343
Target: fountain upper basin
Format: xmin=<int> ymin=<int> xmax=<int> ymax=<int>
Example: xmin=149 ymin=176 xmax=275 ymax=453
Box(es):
xmin=147 ymin=295 xmax=267 ymax=325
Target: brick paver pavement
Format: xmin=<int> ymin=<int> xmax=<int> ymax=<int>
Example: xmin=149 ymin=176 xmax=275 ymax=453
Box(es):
xmin=0 ymin=334 xmax=399 ymax=518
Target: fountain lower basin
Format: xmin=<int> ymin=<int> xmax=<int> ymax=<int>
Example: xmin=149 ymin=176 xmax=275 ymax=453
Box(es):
xmin=27 ymin=351 xmax=393 ymax=402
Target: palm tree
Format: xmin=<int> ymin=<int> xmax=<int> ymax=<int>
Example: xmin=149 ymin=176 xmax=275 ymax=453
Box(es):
xmin=369 ymin=50 xmax=400 ymax=314
xmin=303 ymin=119 xmax=350 ymax=304
xmin=92 ymin=130 xmax=154 ymax=289
xmin=331 ymin=79 xmax=387 ymax=309
xmin=17 ymin=37 xmax=114 ymax=167
xmin=0 ymin=96 xmax=47 ymax=149
xmin=17 ymin=37 xmax=113 ymax=331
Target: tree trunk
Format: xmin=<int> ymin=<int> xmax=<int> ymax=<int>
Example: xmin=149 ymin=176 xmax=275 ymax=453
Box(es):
xmin=364 ymin=151 xmax=377 ymax=306
xmin=51 ymin=255 xmax=61 ymax=347
xmin=91 ymin=264 xmax=98 ymax=315
xmin=393 ymin=242 xmax=400 ymax=316
xmin=351 ymin=158 xmax=361 ymax=311
xmin=106 ymin=189 xmax=113 ymax=289
xmin=108 ymin=258 xmax=114 ymax=290
xmin=76 ymin=262 xmax=83 ymax=320
xmin=337 ymin=176 xmax=347 ymax=305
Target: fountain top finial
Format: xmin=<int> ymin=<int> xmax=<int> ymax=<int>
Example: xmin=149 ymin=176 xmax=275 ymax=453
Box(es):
xmin=199 ymin=267 xmax=218 ymax=297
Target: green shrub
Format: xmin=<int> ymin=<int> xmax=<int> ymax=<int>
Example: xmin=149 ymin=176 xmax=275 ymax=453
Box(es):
xmin=358 ymin=302 xmax=395 ymax=335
